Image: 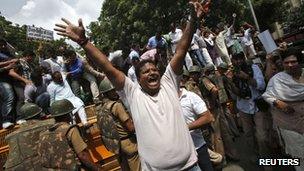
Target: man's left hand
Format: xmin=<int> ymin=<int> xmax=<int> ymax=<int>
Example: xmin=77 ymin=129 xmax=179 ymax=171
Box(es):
xmin=237 ymin=71 xmax=250 ymax=80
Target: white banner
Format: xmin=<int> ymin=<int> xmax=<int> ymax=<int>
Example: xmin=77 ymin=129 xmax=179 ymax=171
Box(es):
xmin=257 ymin=30 xmax=278 ymax=54
xmin=26 ymin=25 xmax=54 ymax=41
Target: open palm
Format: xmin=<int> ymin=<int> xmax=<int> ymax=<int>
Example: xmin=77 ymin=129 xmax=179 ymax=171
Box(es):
xmin=54 ymin=18 xmax=86 ymax=43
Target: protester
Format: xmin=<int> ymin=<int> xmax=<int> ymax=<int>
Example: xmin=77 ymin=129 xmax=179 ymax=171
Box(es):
xmin=168 ymin=23 xmax=183 ymax=54
xmin=240 ymin=23 xmax=257 ymax=58
xmin=54 ymin=2 xmax=208 ymax=169
xmin=214 ymin=23 xmax=231 ymax=66
xmin=63 ymin=49 xmax=100 ymax=102
xmin=0 ymin=59 xmax=18 ymax=128
xmin=179 ymin=87 xmax=214 ymax=171
xmin=128 ymin=44 xmax=140 ymax=60
xmin=128 ymin=56 xmax=140 ymax=83
xmin=146 ymin=28 xmax=167 ymax=50
xmin=47 ymin=71 xmax=88 ymax=125
xmin=203 ymin=30 xmax=221 ymax=66
xmin=24 ymin=70 xmax=50 ymax=115
xmin=43 ymin=45 xmax=66 ymax=73
xmin=262 ymin=48 xmax=304 ymax=171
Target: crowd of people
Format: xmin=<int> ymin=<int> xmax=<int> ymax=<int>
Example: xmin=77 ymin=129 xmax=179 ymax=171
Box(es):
xmin=0 ymin=1 xmax=303 ymax=171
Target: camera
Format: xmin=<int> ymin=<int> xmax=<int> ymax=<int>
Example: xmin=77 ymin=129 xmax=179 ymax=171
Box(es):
xmin=238 ymin=81 xmax=252 ymax=99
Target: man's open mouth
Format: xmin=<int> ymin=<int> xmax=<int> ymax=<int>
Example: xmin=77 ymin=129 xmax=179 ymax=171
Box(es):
xmin=148 ymin=77 xmax=159 ymax=86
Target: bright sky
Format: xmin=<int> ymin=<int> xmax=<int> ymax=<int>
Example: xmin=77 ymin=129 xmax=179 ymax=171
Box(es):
xmin=0 ymin=0 xmax=104 ymax=40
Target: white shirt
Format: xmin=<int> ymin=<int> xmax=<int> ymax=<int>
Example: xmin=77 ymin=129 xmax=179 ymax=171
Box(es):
xmin=236 ymin=64 xmax=266 ymax=114
xmin=243 ymin=28 xmax=254 ymax=46
xmin=263 ymin=71 xmax=304 ymax=105
xmin=225 ymin=26 xmax=235 ymax=48
xmin=168 ymin=28 xmax=183 ymax=53
xmin=180 ymin=88 xmax=207 ymax=149
xmin=122 ymin=65 xmax=197 ymax=170
xmin=44 ymin=56 xmax=65 ymax=73
xmin=215 ymin=30 xmax=229 ymax=56
xmin=204 ymin=34 xmax=215 ymax=46
xmin=127 ymin=66 xmax=137 ymax=83
xmin=128 ymin=49 xmax=140 ymax=60
xmin=47 ymin=76 xmax=84 ymax=114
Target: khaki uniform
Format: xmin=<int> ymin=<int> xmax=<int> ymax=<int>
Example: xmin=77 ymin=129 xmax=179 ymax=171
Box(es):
xmin=4 ymin=119 xmax=55 ymax=171
xmin=201 ymin=74 xmax=239 ymax=159
xmin=38 ymin=123 xmax=86 ymax=170
xmin=184 ymin=80 xmax=203 ymax=98
xmin=67 ymin=126 xmax=88 ymax=154
xmin=103 ymin=99 xmax=140 ymax=171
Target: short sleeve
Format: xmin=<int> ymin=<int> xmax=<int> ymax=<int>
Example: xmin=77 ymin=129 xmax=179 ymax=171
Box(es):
xmin=252 ymin=64 xmax=265 ymax=91
xmin=123 ymin=76 xmax=136 ymax=102
xmin=191 ymin=92 xmax=208 ymax=115
xmin=162 ymin=64 xmax=182 ymax=91
xmin=113 ymin=102 xmax=130 ymax=123
xmin=68 ymin=127 xmax=88 ymax=154
xmin=202 ymin=77 xmax=215 ymax=91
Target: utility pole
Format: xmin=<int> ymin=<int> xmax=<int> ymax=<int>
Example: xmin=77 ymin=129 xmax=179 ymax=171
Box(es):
xmin=247 ymin=0 xmax=260 ymax=32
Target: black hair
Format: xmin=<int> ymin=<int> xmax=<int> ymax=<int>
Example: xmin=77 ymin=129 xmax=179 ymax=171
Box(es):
xmin=281 ymin=48 xmax=303 ymax=62
xmin=30 ymin=69 xmax=43 ymax=84
xmin=62 ymin=49 xmax=76 ymax=58
xmin=232 ymin=52 xmax=246 ymax=60
xmin=44 ymin=45 xmax=56 ymax=58
xmin=51 ymin=71 xmax=61 ymax=79
xmin=23 ymin=49 xmax=35 ymax=57
xmin=135 ymin=59 xmax=156 ymax=79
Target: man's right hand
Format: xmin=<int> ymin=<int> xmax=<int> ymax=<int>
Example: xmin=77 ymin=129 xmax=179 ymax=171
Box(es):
xmin=225 ymin=70 xmax=234 ymax=79
xmin=55 ymin=18 xmax=86 ymax=44
xmin=5 ymin=62 xmax=16 ymax=70
xmin=274 ymin=100 xmax=295 ymax=114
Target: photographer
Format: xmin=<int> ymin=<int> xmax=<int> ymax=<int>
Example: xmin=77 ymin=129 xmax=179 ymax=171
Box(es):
xmin=226 ymin=52 xmax=271 ymax=162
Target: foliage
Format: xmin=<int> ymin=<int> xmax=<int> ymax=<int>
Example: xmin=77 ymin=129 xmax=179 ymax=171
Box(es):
xmin=0 ymin=15 xmax=67 ymax=57
xmin=90 ymin=0 xmax=288 ymax=52
xmin=281 ymin=2 xmax=304 ymax=33
xmin=252 ymin=0 xmax=288 ymax=31
xmin=89 ymin=0 xmax=189 ymax=53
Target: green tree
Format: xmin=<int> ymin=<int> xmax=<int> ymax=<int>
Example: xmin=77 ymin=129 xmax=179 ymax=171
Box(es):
xmin=89 ymin=0 xmax=189 ymax=53
xmin=0 ymin=15 xmax=67 ymax=57
xmin=281 ymin=2 xmax=304 ymax=33
xmin=90 ymin=0 xmax=288 ymax=52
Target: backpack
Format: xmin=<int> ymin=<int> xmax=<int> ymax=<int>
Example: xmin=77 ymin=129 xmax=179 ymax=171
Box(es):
xmin=37 ymin=123 xmax=80 ymax=171
xmin=4 ymin=119 xmax=55 ymax=171
xmin=96 ymin=101 xmax=121 ymax=154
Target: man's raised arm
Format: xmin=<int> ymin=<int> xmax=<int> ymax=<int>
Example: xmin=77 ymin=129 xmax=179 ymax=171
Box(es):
xmin=170 ymin=2 xmax=209 ymax=75
xmin=54 ymin=19 xmax=125 ymax=90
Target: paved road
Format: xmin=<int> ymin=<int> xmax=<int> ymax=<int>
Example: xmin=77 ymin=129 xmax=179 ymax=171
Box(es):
xmin=221 ymin=134 xmax=296 ymax=171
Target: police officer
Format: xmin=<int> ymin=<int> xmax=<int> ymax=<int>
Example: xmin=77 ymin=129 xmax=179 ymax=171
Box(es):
xmin=206 ymin=63 xmax=240 ymax=161
xmin=38 ymin=99 xmax=102 ymax=171
xmin=96 ymin=78 xmax=140 ymax=171
xmin=185 ymin=65 xmax=204 ymax=98
xmin=4 ymin=103 xmax=55 ymax=170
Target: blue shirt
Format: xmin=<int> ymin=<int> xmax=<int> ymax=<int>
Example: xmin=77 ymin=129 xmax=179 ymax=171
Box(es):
xmin=0 ymin=52 xmax=10 ymax=60
xmin=236 ymin=64 xmax=265 ymax=114
xmin=147 ymin=36 xmax=167 ymax=49
xmin=128 ymin=49 xmax=139 ymax=60
xmin=66 ymin=57 xmax=84 ymax=79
